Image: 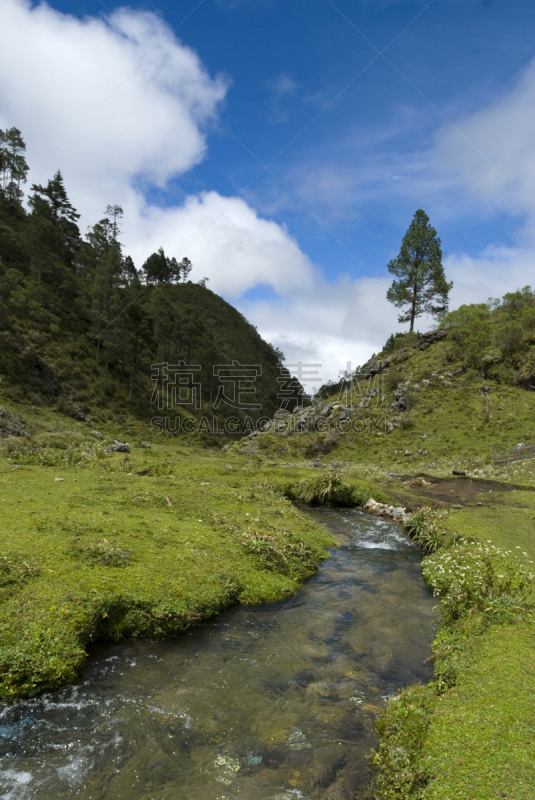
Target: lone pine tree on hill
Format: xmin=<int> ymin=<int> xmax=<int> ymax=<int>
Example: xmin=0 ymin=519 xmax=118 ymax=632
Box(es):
xmin=386 ymin=209 xmax=452 ymax=331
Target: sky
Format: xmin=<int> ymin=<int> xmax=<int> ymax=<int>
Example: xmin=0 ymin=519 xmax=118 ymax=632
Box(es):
xmin=2 ymin=0 xmax=535 ymax=391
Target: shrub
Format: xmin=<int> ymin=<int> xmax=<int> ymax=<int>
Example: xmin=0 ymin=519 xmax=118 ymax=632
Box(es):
xmin=405 ymin=506 xmax=448 ymax=552
xmin=441 ymin=303 xmax=490 ymax=369
xmin=384 ymin=371 xmax=402 ymax=392
xmin=372 ymin=685 xmax=434 ymax=798
xmin=288 ymin=471 xmax=354 ymax=505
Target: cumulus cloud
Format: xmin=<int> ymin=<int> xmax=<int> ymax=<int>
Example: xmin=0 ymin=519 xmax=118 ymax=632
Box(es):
xmin=1 ymin=0 xmax=386 ymax=380
xmin=240 ymin=274 xmax=401 ymax=385
xmin=0 ymin=0 xmax=227 ymax=223
xmin=126 ymin=190 xmax=316 ymax=297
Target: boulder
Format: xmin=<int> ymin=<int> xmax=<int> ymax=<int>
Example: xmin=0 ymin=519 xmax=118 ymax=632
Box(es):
xmin=105 ymin=443 xmax=130 ymax=453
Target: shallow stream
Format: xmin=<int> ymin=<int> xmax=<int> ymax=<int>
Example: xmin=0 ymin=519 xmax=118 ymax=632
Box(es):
xmin=0 ymin=507 xmax=436 ymax=800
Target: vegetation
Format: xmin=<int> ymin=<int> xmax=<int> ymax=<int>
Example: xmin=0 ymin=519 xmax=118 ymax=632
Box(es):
xmin=371 ymin=481 xmax=535 ymax=800
xmin=386 ymin=209 xmax=452 ymax=331
xmin=3 ymin=130 xmax=535 ymax=800
xmin=0 ymin=127 xmax=299 ymax=429
xmin=0 ymin=436 xmax=335 ymax=699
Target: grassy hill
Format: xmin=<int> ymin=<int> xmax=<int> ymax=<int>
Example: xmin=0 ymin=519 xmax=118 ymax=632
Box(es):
xmin=237 ymin=289 xmax=535 ymax=479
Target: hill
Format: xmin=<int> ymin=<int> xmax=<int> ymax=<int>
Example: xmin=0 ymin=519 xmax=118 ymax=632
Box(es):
xmin=0 ymin=128 xmax=298 ymax=438
xmin=237 ymin=289 xmax=535 ymax=477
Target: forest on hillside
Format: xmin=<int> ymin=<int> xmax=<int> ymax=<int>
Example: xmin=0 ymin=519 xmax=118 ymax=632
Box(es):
xmin=0 ymin=128 xmax=299 ymax=425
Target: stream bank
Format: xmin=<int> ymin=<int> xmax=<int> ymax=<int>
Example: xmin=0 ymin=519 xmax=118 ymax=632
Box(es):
xmin=0 ymin=508 xmax=435 ymax=800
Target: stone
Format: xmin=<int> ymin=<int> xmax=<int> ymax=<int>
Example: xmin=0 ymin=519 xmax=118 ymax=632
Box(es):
xmin=105 ymin=443 xmax=130 ymax=453
xmin=405 ymin=450 xmax=412 ymax=456
xmin=0 ymin=407 xmax=28 ymax=438
xmin=480 ymin=385 xmax=490 ymax=393
xmin=319 ymin=403 xmax=335 ymax=417
xmin=91 ymin=430 xmax=102 ymax=439
xmin=273 ymin=408 xmax=291 ymax=419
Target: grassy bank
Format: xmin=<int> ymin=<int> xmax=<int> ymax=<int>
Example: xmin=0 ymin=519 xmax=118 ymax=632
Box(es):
xmin=0 ymin=420 xmax=393 ymax=700
xmin=372 ymin=500 xmax=535 ymax=800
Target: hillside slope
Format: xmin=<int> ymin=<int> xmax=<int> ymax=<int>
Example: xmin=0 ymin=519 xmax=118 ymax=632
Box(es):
xmin=237 ymin=291 xmax=535 ymax=476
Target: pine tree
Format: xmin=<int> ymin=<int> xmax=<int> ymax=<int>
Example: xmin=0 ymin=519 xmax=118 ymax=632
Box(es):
xmin=386 ymin=209 xmax=452 ymax=331
xmin=179 ymin=257 xmax=192 ymax=282
xmin=0 ymin=127 xmax=29 ymax=207
xmin=29 ymin=170 xmax=81 ymax=261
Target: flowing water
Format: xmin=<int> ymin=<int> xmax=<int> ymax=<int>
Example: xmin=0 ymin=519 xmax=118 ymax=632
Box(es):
xmin=0 ymin=508 xmax=436 ymax=800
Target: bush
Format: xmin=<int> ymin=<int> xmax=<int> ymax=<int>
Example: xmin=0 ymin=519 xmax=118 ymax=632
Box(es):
xmin=497 ymin=321 xmax=524 ymax=358
xmin=441 ymin=303 xmax=490 ymax=369
xmin=289 ymin=471 xmax=355 ymax=505
xmin=372 ymin=685 xmax=434 ymax=798
xmin=405 ymin=506 xmax=448 ymax=552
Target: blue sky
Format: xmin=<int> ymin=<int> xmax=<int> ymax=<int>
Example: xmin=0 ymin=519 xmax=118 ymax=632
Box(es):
xmin=2 ymin=0 xmax=535 ymax=383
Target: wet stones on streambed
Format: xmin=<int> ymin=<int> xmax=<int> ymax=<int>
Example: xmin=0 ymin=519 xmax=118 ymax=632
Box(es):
xmin=363 ymin=497 xmax=411 ymax=525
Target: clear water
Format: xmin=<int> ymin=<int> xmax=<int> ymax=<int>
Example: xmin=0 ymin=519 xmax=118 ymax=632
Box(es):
xmin=0 ymin=508 xmax=436 ymax=800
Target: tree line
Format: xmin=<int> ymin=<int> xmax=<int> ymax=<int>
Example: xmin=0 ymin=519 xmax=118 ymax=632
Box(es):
xmin=0 ymin=127 xmax=287 ymax=417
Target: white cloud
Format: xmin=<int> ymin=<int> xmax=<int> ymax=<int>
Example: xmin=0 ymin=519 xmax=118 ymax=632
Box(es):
xmin=430 ymin=54 xmax=535 ymax=309
xmin=126 ymin=190 xmax=316 ymax=297
xmin=240 ymin=275 xmax=402 ymax=384
xmin=0 ymin=0 xmax=390 ymax=380
xmin=435 ymin=56 xmax=535 ymax=223
xmin=0 ymin=0 xmax=227 ymax=224
xmin=265 ymin=72 xmax=300 ymax=123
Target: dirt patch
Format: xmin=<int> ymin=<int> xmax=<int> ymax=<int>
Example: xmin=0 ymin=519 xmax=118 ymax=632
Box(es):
xmin=386 ymin=474 xmax=532 ymax=509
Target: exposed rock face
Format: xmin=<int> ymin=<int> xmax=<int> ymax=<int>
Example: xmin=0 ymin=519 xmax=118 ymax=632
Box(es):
xmin=0 ymin=408 xmax=28 ymax=438
xmin=412 ymin=329 xmax=447 ymax=350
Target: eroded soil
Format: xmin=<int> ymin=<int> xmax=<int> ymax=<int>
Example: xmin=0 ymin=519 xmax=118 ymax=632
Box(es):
xmin=386 ymin=474 xmax=532 ymax=509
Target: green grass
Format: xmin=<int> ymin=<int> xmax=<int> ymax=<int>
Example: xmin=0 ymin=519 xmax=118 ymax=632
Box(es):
xmin=421 ymin=621 xmax=535 ymax=800
xmin=0 ymin=440 xmax=340 ymax=699
xmin=445 ymin=491 xmax=535 ymax=561
xmin=3 ymin=354 xmax=535 ymax=800
xmin=373 ymin=492 xmax=535 ymax=800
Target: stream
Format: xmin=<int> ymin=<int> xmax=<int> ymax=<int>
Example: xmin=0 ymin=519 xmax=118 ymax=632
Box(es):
xmin=0 ymin=507 xmax=436 ymax=800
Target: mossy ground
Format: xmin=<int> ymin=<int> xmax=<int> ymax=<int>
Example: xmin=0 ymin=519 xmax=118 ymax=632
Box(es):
xmin=0 ymin=401 xmax=341 ymax=698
